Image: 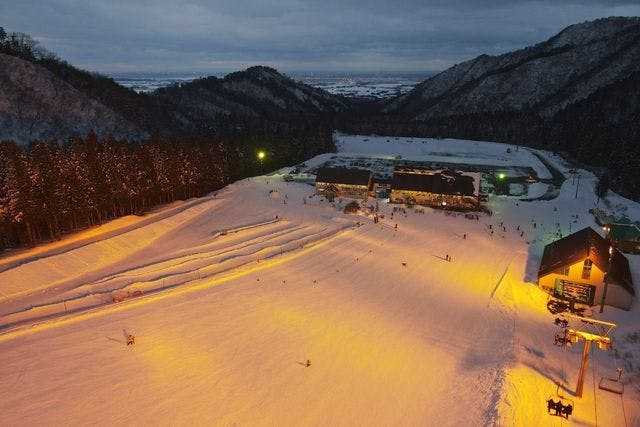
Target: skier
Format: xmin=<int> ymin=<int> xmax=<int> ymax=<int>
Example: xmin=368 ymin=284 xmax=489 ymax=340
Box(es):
xmin=463 ymin=233 xmax=466 ymax=239
xmin=127 ymin=334 xmax=135 ymax=346
xmin=305 ymin=359 xmax=311 ymax=367
xmin=562 ymin=403 xmax=573 ymax=419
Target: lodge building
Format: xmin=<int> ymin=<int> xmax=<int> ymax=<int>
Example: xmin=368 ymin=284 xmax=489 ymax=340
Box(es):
xmin=538 ymin=227 xmax=635 ymax=310
xmin=315 ymin=167 xmax=373 ymax=200
xmin=608 ymin=223 xmax=640 ymax=254
xmin=389 ymin=167 xmax=480 ymax=210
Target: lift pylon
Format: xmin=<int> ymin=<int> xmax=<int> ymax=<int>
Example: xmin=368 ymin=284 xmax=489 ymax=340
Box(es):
xmin=562 ymin=315 xmax=617 ymax=397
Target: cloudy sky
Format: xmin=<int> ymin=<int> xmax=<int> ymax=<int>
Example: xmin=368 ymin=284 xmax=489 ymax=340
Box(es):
xmin=2 ymin=0 xmax=639 ymax=74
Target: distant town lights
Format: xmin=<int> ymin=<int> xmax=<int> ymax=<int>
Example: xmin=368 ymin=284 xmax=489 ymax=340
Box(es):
xmin=497 ymin=172 xmax=506 ymax=180
xmin=257 ymin=151 xmax=266 ymax=160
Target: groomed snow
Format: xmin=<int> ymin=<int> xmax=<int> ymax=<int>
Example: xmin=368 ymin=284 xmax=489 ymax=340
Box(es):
xmin=0 ymin=134 xmax=638 ymax=426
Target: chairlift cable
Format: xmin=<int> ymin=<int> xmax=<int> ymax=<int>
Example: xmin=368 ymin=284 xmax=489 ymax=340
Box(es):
xmin=609 ymin=333 xmax=628 ymax=426
xmin=612 ymin=342 xmax=629 ymax=427
xmin=620 ymin=390 xmax=628 ymax=427
xmin=591 ymin=347 xmax=598 ymax=426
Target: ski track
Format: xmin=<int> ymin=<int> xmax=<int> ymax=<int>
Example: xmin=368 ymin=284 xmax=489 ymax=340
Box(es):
xmin=0 ymin=136 xmax=638 ymax=426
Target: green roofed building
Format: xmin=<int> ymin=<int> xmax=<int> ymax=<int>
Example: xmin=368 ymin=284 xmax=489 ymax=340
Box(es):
xmin=608 ymin=223 xmax=640 ymax=254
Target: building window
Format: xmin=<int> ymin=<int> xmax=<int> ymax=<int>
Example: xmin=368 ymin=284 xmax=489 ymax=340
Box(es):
xmin=582 ymin=259 xmax=593 ymax=280
xmin=561 ymin=266 xmax=570 ymax=276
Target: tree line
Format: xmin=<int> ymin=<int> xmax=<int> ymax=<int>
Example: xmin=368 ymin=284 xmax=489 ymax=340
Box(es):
xmin=0 ymin=133 xmax=239 ymax=249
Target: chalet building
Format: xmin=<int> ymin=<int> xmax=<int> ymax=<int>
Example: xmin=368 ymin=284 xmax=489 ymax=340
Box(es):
xmin=315 ymin=167 xmax=373 ymax=200
xmin=389 ymin=167 xmax=480 ymax=210
xmin=538 ymin=227 xmax=635 ymax=310
xmin=608 ymin=223 xmax=640 ymax=254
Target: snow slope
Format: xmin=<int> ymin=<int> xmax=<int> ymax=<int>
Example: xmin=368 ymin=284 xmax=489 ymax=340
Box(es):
xmin=0 ymin=134 xmax=638 ymax=426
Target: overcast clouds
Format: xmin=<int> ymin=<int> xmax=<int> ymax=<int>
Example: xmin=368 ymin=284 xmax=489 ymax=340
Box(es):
xmin=1 ymin=0 xmax=639 ymax=73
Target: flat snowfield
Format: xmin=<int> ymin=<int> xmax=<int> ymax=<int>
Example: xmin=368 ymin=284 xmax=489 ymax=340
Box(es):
xmin=0 ymin=135 xmax=638 ymax=426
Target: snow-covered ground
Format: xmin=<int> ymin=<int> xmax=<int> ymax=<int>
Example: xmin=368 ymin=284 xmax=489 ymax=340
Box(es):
xmin=0 ymin=134 xmax=638 ymax=426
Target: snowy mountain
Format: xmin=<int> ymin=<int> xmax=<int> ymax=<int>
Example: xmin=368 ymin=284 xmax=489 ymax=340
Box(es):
xmin=0 ymin=53 xmax=146 ymax=144
xmin=152 ymin=66 xmax=350 ymax=127
xmin=384 ymin=17 xmax=640 ymax=119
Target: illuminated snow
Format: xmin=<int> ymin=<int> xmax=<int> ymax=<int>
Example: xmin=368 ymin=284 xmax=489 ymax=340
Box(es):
xmin=0 ymin=134 xmax=638 ymax=425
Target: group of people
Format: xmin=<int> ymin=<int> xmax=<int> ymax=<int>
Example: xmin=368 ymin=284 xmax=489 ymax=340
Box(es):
xmin=554 ymin=333 xmax=571 ymax=346
xmin=546 ymin=398 xmax=573 ymax=419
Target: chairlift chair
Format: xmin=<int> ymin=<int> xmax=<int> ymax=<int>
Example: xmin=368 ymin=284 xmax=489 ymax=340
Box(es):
xmin=599 ymin=359 xmax=624 ymax=395
xmin=545 ymin=383 xmax=575 ymax=418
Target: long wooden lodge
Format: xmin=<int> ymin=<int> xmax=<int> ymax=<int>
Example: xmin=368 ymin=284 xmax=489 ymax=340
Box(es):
xmin=389 ymin=167 xmax=480 ymax=210
xmin=315 ymin=167 xmax=373 ymax=200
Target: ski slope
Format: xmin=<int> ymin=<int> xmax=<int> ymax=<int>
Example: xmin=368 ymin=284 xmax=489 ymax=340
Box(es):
xmin=0 ymin=135 xmax=638 ymax=426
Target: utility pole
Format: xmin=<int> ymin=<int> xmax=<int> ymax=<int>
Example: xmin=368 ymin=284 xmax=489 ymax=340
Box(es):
xmin=600 ymin=245 xmax=613 ymax=313
xmin=564 ymin=315 xmax=616 ymax=398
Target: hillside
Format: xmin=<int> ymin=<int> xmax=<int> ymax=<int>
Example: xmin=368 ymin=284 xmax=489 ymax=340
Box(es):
xmin=0 ymin=53 xmax=146 ymax=144
xmin=0 ymin=43 xmax=348 ymax=145
xmin=152 ymin=66 xmax=350 ymax=129
xmin=384 ymin=17 xmax=640 ymax=119
xmin=0 ymin=135 xmax=638 ymax=425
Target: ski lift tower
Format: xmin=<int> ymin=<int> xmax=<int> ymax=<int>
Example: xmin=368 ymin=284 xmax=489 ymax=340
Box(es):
xmin=564 ymin=315 xmax=617 ymax=397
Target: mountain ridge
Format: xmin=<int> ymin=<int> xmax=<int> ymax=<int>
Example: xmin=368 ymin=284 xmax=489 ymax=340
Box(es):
xmin=384 ymin=16 xmax=640 ymax=119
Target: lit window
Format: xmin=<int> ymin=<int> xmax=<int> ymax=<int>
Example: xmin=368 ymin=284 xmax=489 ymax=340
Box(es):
xmin=582 ymin=259 xmax=593 ymax=280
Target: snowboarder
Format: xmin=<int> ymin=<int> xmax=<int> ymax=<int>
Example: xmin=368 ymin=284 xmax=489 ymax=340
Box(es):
xmin=305 ymin=359 xmax=311 ymax=367
xmin=394 ymin=223 xmax=398 ymax=230
xmin=127 ymin=334 xmax=135 ymax=346
xmin=520 ymin=231 xmax=524 ymax=237
xmin=463 ymin=233 xmax=466 ymax=239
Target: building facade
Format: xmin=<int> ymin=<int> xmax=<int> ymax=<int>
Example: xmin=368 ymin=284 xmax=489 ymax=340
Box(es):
xmin=315 ymin=167 xmax=373 ymax=200
xmin=538 ymin=227 xmax=635 ymax=310
xmin=389 ymin=167 xmax=480 ymax=210
xmin=608 ymin=223 xmax=640 ymax=254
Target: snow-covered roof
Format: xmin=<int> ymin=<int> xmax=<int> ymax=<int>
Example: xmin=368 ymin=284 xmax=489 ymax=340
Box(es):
xmin=391 ymin=168 xmax=479 ymax=197
xmin=315 ymin=166 xmax=372 ymax=186
xmin=538 ymin=227 xmax=634 ymax=294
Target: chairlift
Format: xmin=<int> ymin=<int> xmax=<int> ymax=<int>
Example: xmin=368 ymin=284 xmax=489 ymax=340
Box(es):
xmin=545 ymin=383 xmax=574 ymax=419
xmin=599 ymin=366 xmax=624 ymax=394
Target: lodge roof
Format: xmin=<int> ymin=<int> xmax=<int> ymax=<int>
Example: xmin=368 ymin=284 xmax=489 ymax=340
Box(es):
xmin=315 ymin=167 xmax=372 ymax=186
xmin=609 ymin=223 xmax=640 ymax=242
xmin=391 ymin=169 xmax=477 ymax=196
xmin=538 ymin=227 xmax=634 ymax=295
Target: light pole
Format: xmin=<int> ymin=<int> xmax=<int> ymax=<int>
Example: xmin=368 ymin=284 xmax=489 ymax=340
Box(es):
xmin=600 ymin=244 xmax=613 ymax=313
xmin=257 ymin=150 xmax=266 ymax=174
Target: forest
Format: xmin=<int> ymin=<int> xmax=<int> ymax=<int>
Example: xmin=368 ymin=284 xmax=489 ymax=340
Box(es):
xmin=0 ymin=125 xmax=333 ymax=250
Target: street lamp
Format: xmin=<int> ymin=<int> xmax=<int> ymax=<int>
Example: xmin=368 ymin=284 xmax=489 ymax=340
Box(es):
xmin=600 ymin=245 xmax=613 ymax=313
xmin=257 ymin=150 xmax=266 ymax=173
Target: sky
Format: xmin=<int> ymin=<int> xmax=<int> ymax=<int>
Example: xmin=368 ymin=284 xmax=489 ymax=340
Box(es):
xmin=1 ymin=0 xmax=639 ymax=74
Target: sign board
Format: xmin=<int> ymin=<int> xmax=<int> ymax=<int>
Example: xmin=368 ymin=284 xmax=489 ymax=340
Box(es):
xmin=554 ymin=278 xmax=596 ymax=305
